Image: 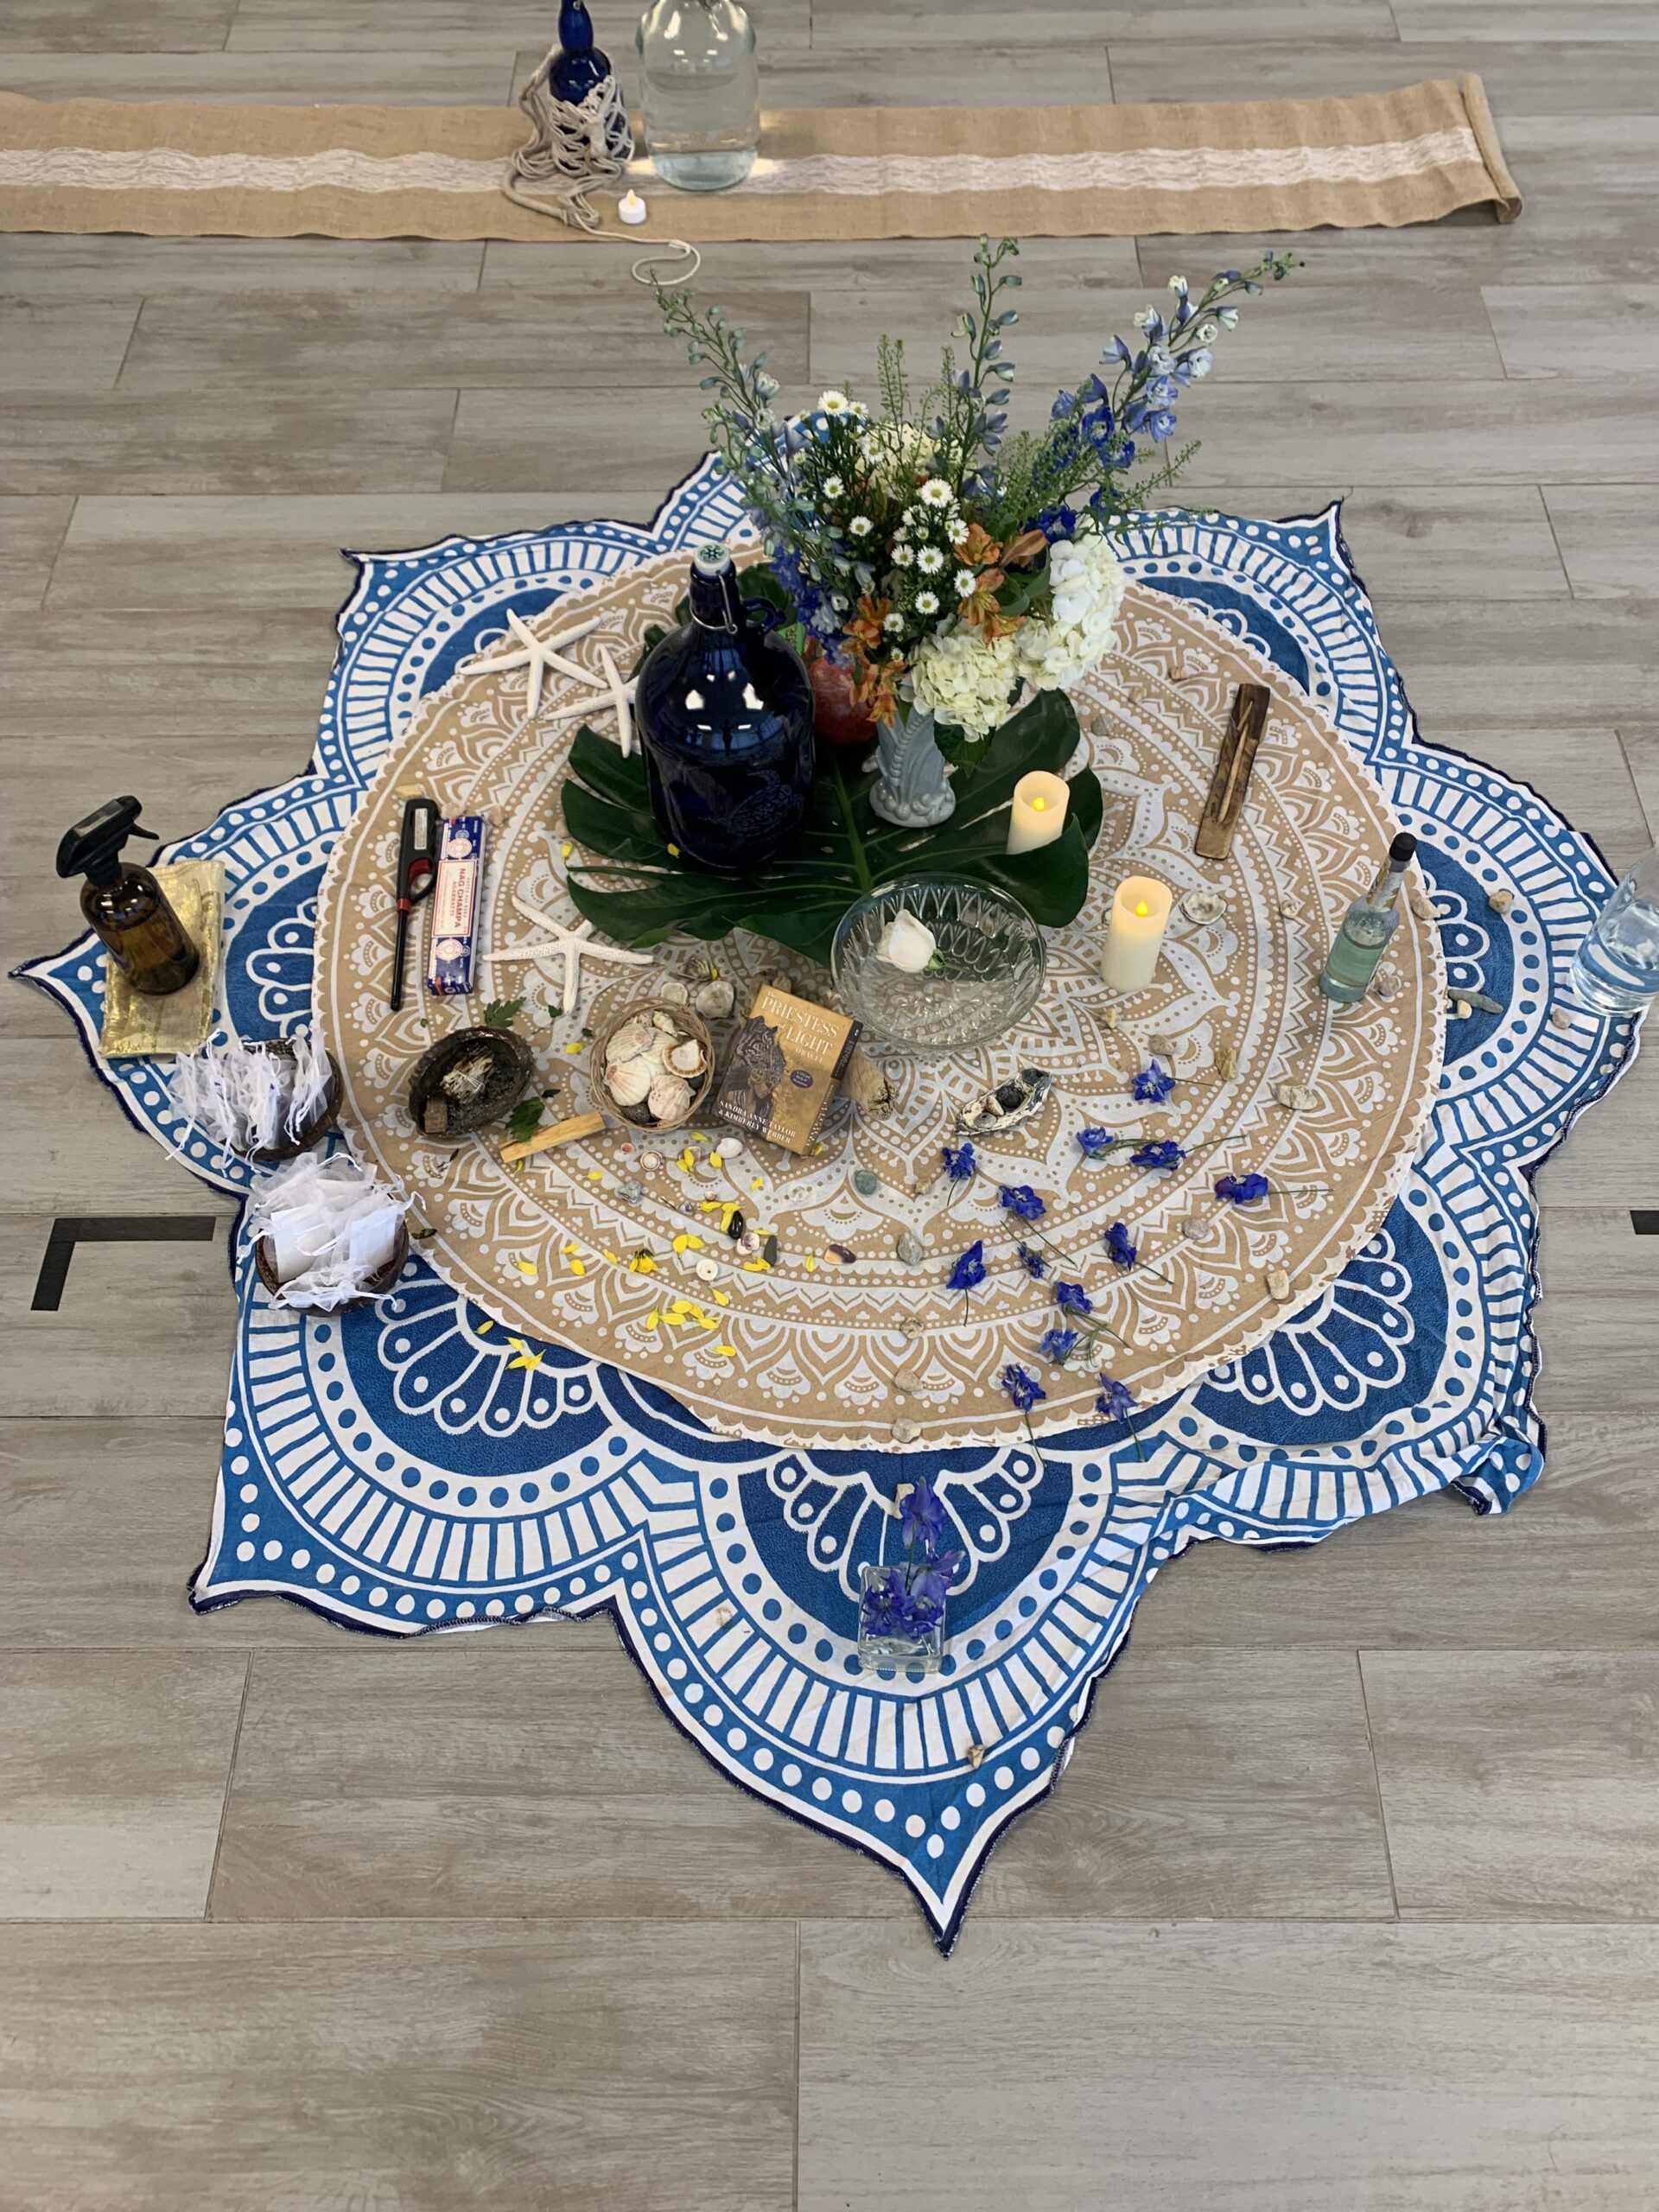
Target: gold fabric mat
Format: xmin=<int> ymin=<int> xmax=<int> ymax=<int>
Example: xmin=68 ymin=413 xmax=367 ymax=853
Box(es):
xmin=99 ymin=856 xmax=223 ymax=1058
xmin=311 ymin=552 xmax=1444 ymax=1456
xmin=0 ymin=78 xmax=1520 ymax=242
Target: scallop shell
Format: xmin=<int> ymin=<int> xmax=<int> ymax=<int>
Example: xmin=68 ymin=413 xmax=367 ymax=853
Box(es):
xmin=666 ymin=1039 xmax=705 ymax=1077
xmin=657 ymin=976 xmax=692 ymax=1005
xmin=605 ymin=1017 xmax=655 ymax=1065
xmin=604 ymin=1058 xmax=654 ymax=1109
xmin=647 ymin=1071 xmax=692 ymax=1124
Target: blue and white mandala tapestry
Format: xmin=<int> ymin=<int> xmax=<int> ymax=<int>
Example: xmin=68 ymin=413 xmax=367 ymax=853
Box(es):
xmin=16 ymin=459 xmax=1640 ymax=1951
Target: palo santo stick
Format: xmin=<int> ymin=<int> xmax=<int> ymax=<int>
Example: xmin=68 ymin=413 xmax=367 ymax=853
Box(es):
xmin=499 ymin=1109 xmax=606 ymax=1165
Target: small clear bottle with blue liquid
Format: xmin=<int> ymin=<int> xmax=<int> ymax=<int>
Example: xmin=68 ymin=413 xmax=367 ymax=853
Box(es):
xmin=1571 ymin=842 xmax=1659 ymax=1014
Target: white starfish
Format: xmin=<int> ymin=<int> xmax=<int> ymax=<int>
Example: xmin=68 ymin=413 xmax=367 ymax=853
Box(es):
xmin=543 ymin=655 xmax=639 ymax=755
xmin=484 ymin=893 xmax=653 ymax=1015
xmin=463 ymin=608 xmax=607 ymax=719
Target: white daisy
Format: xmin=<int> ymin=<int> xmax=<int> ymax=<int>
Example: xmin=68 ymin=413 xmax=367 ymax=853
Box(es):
xmin=883 ymin=611 xmax=906 ymax=632
xmin=822 ymin=474 xmax=845 ymax=499
xmin=892 ymin=544 xmax=914 ymax=568
xmin=954 ymin=569 xmax=977 ymax=597
xmin=849 ymin=515 xmax=873 ymax=537
xmin=914 ymin=588 xmax=941 ymax=616
xmin=818 ymin=390 xmax=852 ymax=416
xmin=916 ymin=545 xmax=945 ymax=575
xmin=918 ymin=478 xmax=954 ymax=508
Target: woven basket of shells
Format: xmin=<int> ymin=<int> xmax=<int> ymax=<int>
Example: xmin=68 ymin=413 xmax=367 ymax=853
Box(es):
xmin=590 ymin=987 xmax=715 ymax=1133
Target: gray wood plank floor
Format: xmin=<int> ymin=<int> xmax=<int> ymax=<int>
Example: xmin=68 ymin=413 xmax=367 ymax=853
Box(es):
xmin=3 ymin=3 xmax=1657 ymax=2204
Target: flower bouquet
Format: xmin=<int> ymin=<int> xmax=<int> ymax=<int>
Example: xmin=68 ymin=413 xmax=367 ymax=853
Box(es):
xmin=857 ymin=1474 xmax=962 ymax=1674
xmin=561 ymin=238 xmax=1294 ymax=963
xmin=658 ymin=236 xmax=1294 ymax=821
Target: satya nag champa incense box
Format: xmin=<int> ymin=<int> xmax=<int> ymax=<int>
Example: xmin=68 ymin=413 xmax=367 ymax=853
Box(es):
xmin=425 ymin=815 xmax=486 ymax=999
xmin=713 ymin=983 xmax=861 ymax=1155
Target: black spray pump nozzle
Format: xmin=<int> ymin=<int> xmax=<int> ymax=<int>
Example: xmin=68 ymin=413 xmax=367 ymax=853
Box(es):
xmin=56 ymin=796 xmax=160 ymax=887
xmin=1389 ymin=832 xmax=1418 ymax=866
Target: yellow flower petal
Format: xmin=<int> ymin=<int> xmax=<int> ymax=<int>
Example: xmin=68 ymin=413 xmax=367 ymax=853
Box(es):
xmin=714 ymin=1344 xmax=735 ymax=1357
xmin=563 ymin=1040 xmax=584 ymax=1055
xmin=569 ymin=1256 xmax=586 ymax=1275
xmin=713 ymin=1290 xmax=730 ymax=1306
xmin=474 ymin=1319 xmax=494 ymax=1334
xmin=645 ymin=1311 xmax=661 ymax=1331
xmin=515 ymin=1260 xmax=540 ymax=1282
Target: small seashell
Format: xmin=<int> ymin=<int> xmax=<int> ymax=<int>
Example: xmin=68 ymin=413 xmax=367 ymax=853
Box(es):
xmin=737 ymin=1230 xmax=760 ymax=1256
xmin=825 ymin=1243 xmax=857 ymax=1265
xmin=1369 ymin=965 xmax=1401 ymax=1002
xmin=606 ymin=1017 xmax=654 ymax=1063
xmin=895 ymin=1230 xmax=925 ymax=1267
xmin=964 ymin=1742 xmax=986 ymax=1769
xmin=666 ymin=1039 xmax=705 ymax=1077
xmin=651 ymin=1011 xmax=679 ymax=1033
xmin=1452 ymin=997 xmax=1472 ymax=1020
xmin=852 ymin=1167 xmax=880 ymax=1198
xmin=647 ymin=1071 xmax=692 ymax=1123
xmin=693 ymin=976 xmax=736 ymax=1020
xmin=640 ymin=1153 xmax=661 ymax=1176
xmin=1486 ymin=888 xmax=1514 ymax=916
xmin=955 ymin=1065 xmax=1053 ymax=1137
xmin=892 ymin=1419 xmax=919 ymax=1445
xmin=1266 ymin=1267 xmax=1293 ymax=1304
xmin=1272 ymin=1080 xmax=1317 ymax=1110
xmin=604 ymin=1058 xmax=654 ymax=1109
xmin=696 ymin=1257 xmax=720 ymax=1282
xmin=1211 ymin=1042 xmax=1236 ymax=1079
xmin=1179 ymin=887 xmax=1226 ymax=925
xmin=657 ymin=976 xmax=691 ymax=1005
xmin=1277 ymin=897 xmax=1301 ymax=920
xmin=715 ymin=1137 xmax=743 ymax=1161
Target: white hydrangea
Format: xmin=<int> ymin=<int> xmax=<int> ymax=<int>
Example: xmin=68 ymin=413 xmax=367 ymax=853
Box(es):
xmin=1015 ymin=533 xmax=1126 ymax=692
xmin=909 ymin=622 xmax=1020 ymax=740
xmin=863 ymin=418 xmax=934 ymax=492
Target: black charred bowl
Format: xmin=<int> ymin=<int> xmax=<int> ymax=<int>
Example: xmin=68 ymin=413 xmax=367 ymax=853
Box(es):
xmin=248 ymin=1037 xmax=344 ymax=1166
xmin=408 ymin=1027 xmax=535 ymax=1141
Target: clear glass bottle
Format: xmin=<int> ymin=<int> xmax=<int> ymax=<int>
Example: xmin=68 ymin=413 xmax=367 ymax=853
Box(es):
xmin=1570 ymin=842 xmax=1659 ymax=1014
xmin=1319 ymin=831 xmax=1417 ymax=1005
xmin=635 ymin=0 xmax=760 ymax=193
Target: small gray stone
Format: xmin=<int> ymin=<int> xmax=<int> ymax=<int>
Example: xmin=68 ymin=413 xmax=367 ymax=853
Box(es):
xmin=895 ymin=1230 xmax=926 ymax=1267
xmin=614 ymin=1178 xmax=644 ymax=1205
xmin=852 ymin=1167 xmax=880 ymax=1198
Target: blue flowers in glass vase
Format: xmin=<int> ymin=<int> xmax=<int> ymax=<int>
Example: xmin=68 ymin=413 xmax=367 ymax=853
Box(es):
xmin=857 ymin=1474 xmax=963 ymax=1673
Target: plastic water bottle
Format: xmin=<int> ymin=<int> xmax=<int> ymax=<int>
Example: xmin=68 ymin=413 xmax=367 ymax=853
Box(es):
xmin=635 ymin=0 xmax=760 ymax=193
xmin=1570 ymin=842 xmax=1659 ymax=1014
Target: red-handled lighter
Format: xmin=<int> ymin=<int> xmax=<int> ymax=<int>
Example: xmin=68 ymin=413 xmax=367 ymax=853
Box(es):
xmin=389 ymin=793 xmax=440 ymax=1012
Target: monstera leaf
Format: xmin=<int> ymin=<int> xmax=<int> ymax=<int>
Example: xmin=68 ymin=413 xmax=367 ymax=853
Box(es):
xmin=562 ymin=688 xmax=1103 ymax=968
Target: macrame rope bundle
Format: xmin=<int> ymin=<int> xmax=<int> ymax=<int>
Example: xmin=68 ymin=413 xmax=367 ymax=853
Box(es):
xmin=503 ymin=47 xmax=701 ymax=283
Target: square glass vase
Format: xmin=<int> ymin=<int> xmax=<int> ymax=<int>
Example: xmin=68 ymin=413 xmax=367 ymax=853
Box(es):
xmin=856 ymin=1561 xmax=945 ymax=1675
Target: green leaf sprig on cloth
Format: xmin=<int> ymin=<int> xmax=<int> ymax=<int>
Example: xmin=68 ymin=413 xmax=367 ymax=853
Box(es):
xmin=561 ymin=685 xmax=1102 ymax=967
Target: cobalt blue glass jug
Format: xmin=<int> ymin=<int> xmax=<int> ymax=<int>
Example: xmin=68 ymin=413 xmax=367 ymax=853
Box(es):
xmin=550 ymin=0 xmax=612 ymax=103
xmin=635 ymin=544 xmax=815 ymax=875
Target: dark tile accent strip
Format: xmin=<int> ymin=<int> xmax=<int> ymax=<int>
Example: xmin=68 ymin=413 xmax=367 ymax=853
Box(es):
xmin=1632 ymin=1212 xmax=1659 ymax=1236
xmin=31 ymin=1214 xmax=220 ymax=1312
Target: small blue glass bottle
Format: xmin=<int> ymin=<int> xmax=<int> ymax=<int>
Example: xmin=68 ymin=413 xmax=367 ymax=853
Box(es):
xmin=550 ymin=0 xmax=613 ymax=102
xmin=636 ymin=544 xmax=815 ymax=874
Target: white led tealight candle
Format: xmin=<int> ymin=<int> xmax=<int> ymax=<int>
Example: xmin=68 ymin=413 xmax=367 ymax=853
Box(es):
xmin=1100 ymin=874 xmax=1173 ymax=993
xmin=1005 ymin=771 xmax=1069 ymax=855
xmin=618 ymin=189 xmax=649 ymax=226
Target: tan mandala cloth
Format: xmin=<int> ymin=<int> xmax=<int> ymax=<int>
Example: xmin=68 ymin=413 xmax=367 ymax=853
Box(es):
xmin=312 ymin=550 xmax=1444 ymax=1458
xmin=0 ymin=78 xmax=1519 ymax=242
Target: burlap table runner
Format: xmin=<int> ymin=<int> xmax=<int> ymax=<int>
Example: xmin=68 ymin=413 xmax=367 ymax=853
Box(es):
xmin=0 ymin=77 xmax=1519 ymax=241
